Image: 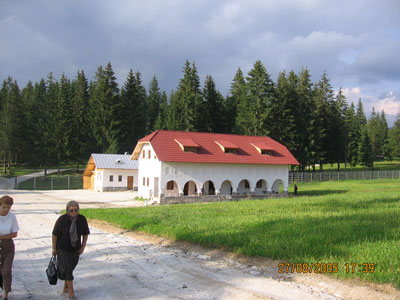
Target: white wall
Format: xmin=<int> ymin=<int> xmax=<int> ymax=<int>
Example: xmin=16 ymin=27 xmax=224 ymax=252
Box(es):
xmin=137 ymin=143 xmax=162 ymax=199
xmin=94 ymin=169 xmax=138 ymax=192
xmin=159 ymin=162 xmax=289 ymax=198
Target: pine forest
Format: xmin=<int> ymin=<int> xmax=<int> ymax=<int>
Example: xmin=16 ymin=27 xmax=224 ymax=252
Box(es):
xmin=1 ymin=60 xmax=399 ymax=173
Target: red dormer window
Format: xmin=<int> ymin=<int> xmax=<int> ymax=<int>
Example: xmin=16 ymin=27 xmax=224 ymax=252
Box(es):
xmin=215 ymin=140 xmax=238 ymax=154
xmin=175 ymin=138 xmax=199 ymax=153
xmin=250 ymin=142 xmax=275 ymax=155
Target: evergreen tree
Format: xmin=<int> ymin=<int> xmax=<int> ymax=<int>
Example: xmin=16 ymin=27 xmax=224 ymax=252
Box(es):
xmin=313 ymin=72 xmax=334 ymax=170
xmin=147 ymin=75 xmax=162 ymax=133
xmin=0 ymin=77 xmax=23 ymax=172
xmin=356 ymin=98 xmax=367 ymax=126
xmin=21 ymin=81 xmax=36 ymax=164
xmin=202 ymin=75 xmax=225 ymax=133
xmin=153 ymin=91 xmax=168 ymax=130
xmin=168 ymin=61 xmax=202 ymax=131
xmin=115 ymin=69 xmax=147 ymax=154
xmin=31 ymin=79 xmax=48 ymax=168
xmin=387 ymin=109 xmax=400 ymax=159
xmin=332 ymin=87 xmax=348 ymax=168
xmin=366 ymin=108 xmax=388 ymax=158
xmin=359 ymin=128 xmax=374 ymax=168
xmin=88 ymin=63 xmax=119 ymax=153
xmin=294 ymin=68 xmax=315 ymax=170
xmin=52 ymin=73 xmax=72 ymax=174
xmin=345 ymin=103 xmax=360 ymax=166
xmin=70 ymin=70 xmax=90 ymax=171
xmin=245 ymin=60 xmax=274 ymax=136
xmin=230 ymin=68 xmax=248 ymax=134
xmin=268 ymin=71 xmax=288 ymax=143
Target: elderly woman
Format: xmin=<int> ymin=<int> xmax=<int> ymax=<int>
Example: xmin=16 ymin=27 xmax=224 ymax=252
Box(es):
xmin=0 ymin=195 xmax=19 ymax=300
xmin=52 ymin=201 xmax=89 ymax=299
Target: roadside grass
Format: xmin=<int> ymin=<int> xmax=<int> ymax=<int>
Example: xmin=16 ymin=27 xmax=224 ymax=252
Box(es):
xmin=0 ymin=167 xmax=41 ymax=178
xmin=0 ymin=163 xmax=84 ymax=178
xmin=81 ymin=179 xmax=400 ymax=289
xmin=308 ymin=159 xmax=400 ymax=172
xmin=16 ymin=170 xmax=83 ymax=190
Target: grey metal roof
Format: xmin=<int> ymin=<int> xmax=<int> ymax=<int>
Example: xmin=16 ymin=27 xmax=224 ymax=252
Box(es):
xmin=92 ymin=154 xmax=139 ymax=170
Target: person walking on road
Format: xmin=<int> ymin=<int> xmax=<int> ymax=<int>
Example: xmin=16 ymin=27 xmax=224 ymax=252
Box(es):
xmin=52 ymin=200 xmax=90 ymax=299
xmin=0 ymin=195 xmax=19 ymax=300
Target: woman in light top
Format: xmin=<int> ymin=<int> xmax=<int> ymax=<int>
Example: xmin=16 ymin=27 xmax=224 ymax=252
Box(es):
xmin=0 ymin=195 xmax=19 ymax=300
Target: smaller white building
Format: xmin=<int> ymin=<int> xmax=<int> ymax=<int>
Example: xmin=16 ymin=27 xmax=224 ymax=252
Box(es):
xmin=83 ymin=154 xmax=139 ymax=192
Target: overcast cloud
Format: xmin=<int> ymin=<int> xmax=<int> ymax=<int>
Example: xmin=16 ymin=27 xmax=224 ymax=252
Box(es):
xmin=1 ymin=0 xmax=399 ymax=125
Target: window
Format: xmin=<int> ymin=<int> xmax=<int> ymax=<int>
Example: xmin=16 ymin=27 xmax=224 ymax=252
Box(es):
xmin=118 ymin=175 xmax=122 ymax=182
xmin=261 ymin=149 xmax=273 ymax=155
xmin=167 ymin=181 xmax=175 ymax=190
xmin=184 ymin=146 xmax=198 ymax=153
xmin=225 ymin=148 xmax=237 ymax=154
xmin=147 ymin=178 xmax=150 ymax=186
xmin=244 ymin=180 xmax=249 ymax=189
xmin=143 ymin=177 xmax=145 ymax=185
xmin=142 ymin=150 xmax=145 ymax=159
xmin=256 ymin=180 xmax=263 ymax=188
xmin=148 ymin=150 xmax=151 ymax=159
xmin=109 ymin=175 xmax=114 ymax=182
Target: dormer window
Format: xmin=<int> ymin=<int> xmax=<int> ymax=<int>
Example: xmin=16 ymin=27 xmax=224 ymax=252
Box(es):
xmin=175 ymin=138 xmax=199 ymax=153
xmin=184 ymin=146 xmax=198 ymax=153
xmin=251 ymin=142 xmax=275 ymax=156
xmin=225 ymin=148 xmax=237 ymax=154
xmin=261 ymin=149 xmax=273 ymax=155
xmin=215 ymin=140 xmax=238 ymax=154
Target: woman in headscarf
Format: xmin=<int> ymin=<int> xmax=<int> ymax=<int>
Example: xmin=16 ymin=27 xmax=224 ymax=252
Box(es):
xmin=0 ymin=195 xmax=19 ymax=300
xmin=52 ymin=200 xmax=89 ymax=299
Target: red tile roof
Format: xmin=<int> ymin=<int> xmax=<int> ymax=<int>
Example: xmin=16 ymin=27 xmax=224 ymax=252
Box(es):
xmin=133 ymin=130 xmax=299 ymax=165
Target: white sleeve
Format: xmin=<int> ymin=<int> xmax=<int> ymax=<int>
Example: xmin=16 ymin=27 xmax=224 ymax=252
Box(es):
xmin=11 ymin=213 xmax=19 ymax=233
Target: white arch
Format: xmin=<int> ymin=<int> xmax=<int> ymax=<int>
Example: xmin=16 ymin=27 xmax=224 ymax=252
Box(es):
xmin=165 ymin=180 xmax=179 ymax=197
xmin=272 ymin=179 xmax=284 ymax=194
xmin=220 ymin=180 xmax=233 ymax=195
xmin=183 ymin=180 xmax=198 ymax=196
xmin=255 ymin=179 xmax=268 ymax=195
xmin=202 ymin=180 xmax=216 ymax=195
xmin=238 ymin=179 xmax=251 ymax=195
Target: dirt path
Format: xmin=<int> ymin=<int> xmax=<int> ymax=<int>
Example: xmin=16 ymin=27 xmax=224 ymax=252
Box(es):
xmin=3 ymin=189 xmax=400 ymax=300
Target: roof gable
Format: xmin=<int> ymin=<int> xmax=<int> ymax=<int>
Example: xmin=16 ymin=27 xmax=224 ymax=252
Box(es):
xmin=132 ymin=130 xmax=299 ymax=165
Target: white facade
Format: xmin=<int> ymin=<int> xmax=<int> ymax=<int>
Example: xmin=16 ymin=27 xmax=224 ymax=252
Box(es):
xmin=137 ymin=143 xmax=289 ymax=201
xmin=137 ymin=143 xmax=162 ymax=199
xmin=94 ymin=169 xmax=138 ymax=192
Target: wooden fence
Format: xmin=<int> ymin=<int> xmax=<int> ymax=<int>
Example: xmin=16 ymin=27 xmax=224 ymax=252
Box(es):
xmin=289 ymin=170 xmax=400 ymax=183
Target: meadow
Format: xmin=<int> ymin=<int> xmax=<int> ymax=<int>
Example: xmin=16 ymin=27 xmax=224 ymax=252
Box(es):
xmin=82 ymin=179 xmax=400 ymax=288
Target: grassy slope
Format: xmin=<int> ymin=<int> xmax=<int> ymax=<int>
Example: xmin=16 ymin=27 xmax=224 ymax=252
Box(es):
xmin=82 ymin=179 xmax=400 ymax=288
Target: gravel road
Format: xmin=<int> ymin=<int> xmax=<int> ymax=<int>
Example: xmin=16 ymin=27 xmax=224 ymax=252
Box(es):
xmin=1 ymin=188 xmax=399 ymax=300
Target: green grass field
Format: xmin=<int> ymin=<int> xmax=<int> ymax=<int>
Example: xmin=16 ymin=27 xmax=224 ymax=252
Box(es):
xmin=81 ymin=179 xmax=400 ymax=289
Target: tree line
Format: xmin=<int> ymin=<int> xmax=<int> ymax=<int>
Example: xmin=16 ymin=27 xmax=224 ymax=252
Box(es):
xmin=0 ymin=60 xmax=399 ymax=174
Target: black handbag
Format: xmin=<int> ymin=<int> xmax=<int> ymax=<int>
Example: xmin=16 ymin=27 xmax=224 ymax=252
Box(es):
xmin=46 ymin=256 xmax=58 ymax=285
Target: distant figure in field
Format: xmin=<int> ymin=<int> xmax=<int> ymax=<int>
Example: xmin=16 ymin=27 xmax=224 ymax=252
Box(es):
xmin=52 ymin=200 xmax=90 ymax=299
xmin=294 ymin=184 xmax=298 ymax=196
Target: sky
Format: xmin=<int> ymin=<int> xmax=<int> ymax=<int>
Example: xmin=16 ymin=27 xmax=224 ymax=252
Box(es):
xmin=1 ymin=0 xmax=399 ymax=126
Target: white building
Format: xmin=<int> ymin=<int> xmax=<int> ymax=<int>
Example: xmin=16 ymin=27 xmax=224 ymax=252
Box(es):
xmin=83 ymin=154 xmax=139 ymax=192
xmin=130 ymin=130 xmax=299 ymax=202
